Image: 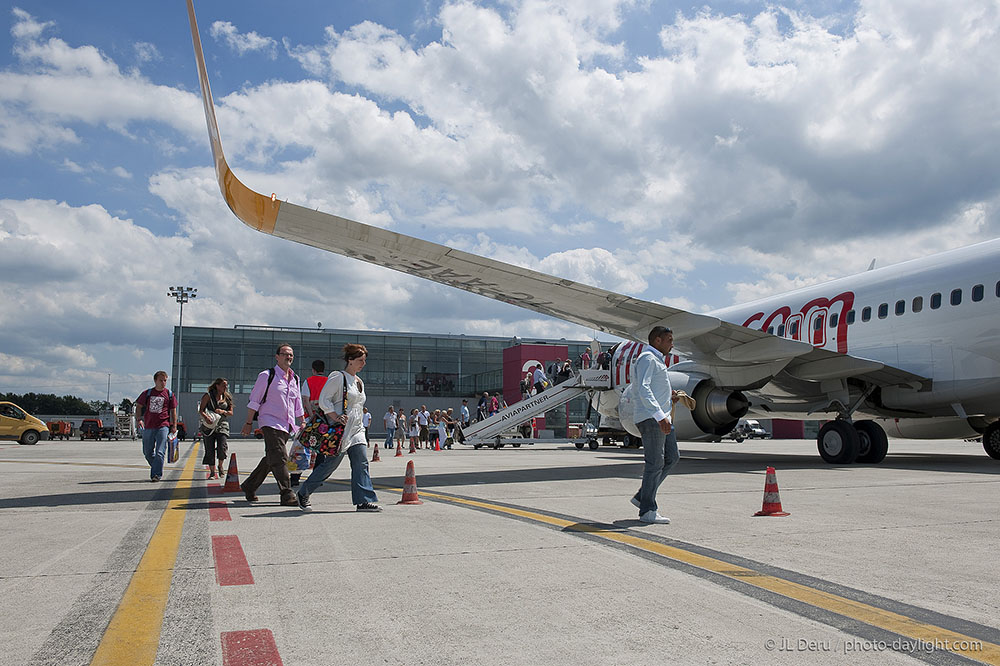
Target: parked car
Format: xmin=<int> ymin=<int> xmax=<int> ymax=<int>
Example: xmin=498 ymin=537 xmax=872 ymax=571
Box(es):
xmin=724 ymin=419 xmax=772 ymax=442
xmin=0 ymin=402 xmax=50 ymax=445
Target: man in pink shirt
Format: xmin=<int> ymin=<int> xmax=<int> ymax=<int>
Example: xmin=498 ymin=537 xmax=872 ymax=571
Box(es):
xmin=239 ymin=343 xmax=305 ymax=505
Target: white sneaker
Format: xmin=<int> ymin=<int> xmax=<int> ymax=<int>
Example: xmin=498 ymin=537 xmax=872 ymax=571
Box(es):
xmin=630 ymin=496 xmax=640 ymax=509
xmin=639 ymin=510 xmax=670 ymax=524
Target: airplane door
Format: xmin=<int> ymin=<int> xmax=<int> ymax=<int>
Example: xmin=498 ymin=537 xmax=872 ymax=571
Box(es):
xmin=808 ymin=308 xmax=828 ymax=346
xmin=785 ymin=314 xmax=803 ymax=341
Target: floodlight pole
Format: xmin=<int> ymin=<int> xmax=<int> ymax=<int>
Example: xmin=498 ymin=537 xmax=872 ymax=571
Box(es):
xmin=167 ymin=286 xmax=197 ymax=398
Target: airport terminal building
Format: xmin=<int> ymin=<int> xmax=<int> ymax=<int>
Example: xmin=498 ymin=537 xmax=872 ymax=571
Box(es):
xmin=171 ymin=325 xmax=596 ymax=435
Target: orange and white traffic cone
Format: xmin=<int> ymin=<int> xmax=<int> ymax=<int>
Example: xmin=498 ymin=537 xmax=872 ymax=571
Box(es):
xmin=753 ymin=466 xmax=790 ymax=516
xmin=397 ymin=460 xmax=423 ymax=505
xmin=434 ymin=436 xmax=440 ymax=451
xmin=395 ymin=441 xmax=403 ymax=457
xmin=408 ymin=439 xmax=416 ymax=454
xmin=222 ymin=453 xmax=241 ymax=493
xmin=372 ymin=442 xmax=381 ymax=462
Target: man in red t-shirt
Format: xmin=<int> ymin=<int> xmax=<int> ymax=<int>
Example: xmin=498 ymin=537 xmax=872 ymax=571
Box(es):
xmin=292 ymin=359 xmax=329 ymax=486
xmin=135 ymin=370 xmax=178 ymax=482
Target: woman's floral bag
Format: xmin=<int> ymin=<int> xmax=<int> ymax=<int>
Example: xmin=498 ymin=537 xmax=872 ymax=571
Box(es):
xmin=299 ymin=372 xmax=348 ymax=457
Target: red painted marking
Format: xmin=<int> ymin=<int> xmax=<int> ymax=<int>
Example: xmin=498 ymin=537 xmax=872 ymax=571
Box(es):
xmin=221 ymin=629 xmax=283 ymax=666
xmin=209 ymin=500 xmax=231 ymax=522
xmin=212 ymin=535 xmax=254 ymax=586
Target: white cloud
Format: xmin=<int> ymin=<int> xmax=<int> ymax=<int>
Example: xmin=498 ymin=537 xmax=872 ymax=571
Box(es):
xmin=210 ymin=20 xmax=278 ymax=58
xmin=133 ymin=41 xmax=161 ymax=64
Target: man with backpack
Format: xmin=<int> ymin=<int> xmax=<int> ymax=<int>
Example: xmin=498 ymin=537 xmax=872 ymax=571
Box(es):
xmin=135 ymin=370 xmax=177 ymax=482
xmin=239 ymin=344 xmax=305 ymax=506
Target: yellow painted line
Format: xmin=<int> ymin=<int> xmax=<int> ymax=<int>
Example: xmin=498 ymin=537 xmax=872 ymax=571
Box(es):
xmin=385 ymin=485 xmax=1000 ymax=664
xmin=89 ymin=443 xmax=200 ymax=666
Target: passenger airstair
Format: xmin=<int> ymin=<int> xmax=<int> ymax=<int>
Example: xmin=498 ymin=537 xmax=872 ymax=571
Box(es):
xmin=460 ymin=369 xmax=612 ymax=447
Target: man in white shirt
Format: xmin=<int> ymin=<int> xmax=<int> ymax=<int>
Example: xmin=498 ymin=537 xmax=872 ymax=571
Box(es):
xmin=383 ymin=406 xmax=396 ymax=450
xmin=361 ymin=407 xmax=372 ymax=443
xmin=418 ymin=405 xmax=429 ymax=447
xmin=460 ymin=399 xmax=470 ymax=428
xmin=630 ymin=326 xmax=679 ymax=525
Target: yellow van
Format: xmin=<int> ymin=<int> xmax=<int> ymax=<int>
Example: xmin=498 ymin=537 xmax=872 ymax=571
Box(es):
xmin=0 ymin=402 xmax=50 ymax=445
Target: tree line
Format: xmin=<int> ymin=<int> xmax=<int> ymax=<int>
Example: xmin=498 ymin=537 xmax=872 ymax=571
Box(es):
xmin=0 ymin=393 xmax=132 ymax=415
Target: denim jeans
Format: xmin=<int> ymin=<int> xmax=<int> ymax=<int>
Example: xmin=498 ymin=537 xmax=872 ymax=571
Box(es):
xmin=298 ymin=443 xmax=378 ymax=506
xmin=384 ymin=427 xmax=395 ymax=449
xmin=141 ymin=426 xmax=169 ymax=478
xmin=635 ymin=418 xmax=679 ymax=515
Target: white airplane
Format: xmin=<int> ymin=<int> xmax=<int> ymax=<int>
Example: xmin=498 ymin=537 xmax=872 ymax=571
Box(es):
xmin=186 ymin=1 xmax=1000 ymax=464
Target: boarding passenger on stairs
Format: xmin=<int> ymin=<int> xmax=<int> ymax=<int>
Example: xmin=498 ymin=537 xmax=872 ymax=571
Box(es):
xmin=629 ymin=326 xmax=680 ymax=525
xmin=297 ymin=344 xmax=381 ymax=513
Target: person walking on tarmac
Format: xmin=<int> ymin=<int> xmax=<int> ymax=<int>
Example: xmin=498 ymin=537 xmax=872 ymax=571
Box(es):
xmin=239 ymin=344 xmax=305 ymax=506
xmin=630 ymin=326 xmax=680 ymax=525
xmin=198 ymin=377 xmax=233 ymax=479
xmin=297 ymin=344 xmax=381 ymax=513
xmin=135 ymin=370 xmax=177 ymax=482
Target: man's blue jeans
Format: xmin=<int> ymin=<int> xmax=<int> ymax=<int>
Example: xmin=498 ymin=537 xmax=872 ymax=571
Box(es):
xmin=384 ymin=427 xmax=395 ymax=449
xmin=298 ymin=443 xmax=378 ymax=506
xmin=141 ymin=426 xmax=169 ymax=479
xmin=635 ymin=418 xmax=679 ymax=515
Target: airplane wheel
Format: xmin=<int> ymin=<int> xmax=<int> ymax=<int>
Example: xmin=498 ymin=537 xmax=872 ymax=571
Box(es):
xmin=983 ymin=422 xmax=1000 ymax=460
xmin=817 ymin=421 xmax=859 ymax=464
xmin=575 ymin=441 xmax=585 ymax=450
xmin=588 ymin=439 xmax=600 ymax=450
xmin=854 ymin=420 xmax=889 ymax=464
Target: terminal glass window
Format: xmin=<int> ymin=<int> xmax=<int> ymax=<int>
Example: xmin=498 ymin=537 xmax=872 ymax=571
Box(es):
xmin=861 ymin=307 xmax=871 ymax=322
xmin=951 ymin=289 xmax=962 ymax=306
xmin=877 ymin=303 xmax=888 ymax=319
xmin=972 ymin=284 xmax=984 ymax=302
xmin=912 ymin=296 xmax=923 ymax=313
xmin=930 ymin=293 xmax=942 ymax=309
xmin=895 ymin=300 xmax=905 ymax=316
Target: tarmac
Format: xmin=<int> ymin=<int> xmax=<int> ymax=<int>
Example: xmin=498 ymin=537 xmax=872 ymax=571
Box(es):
xmin=1 ymin=435 xmax=998 ymax=665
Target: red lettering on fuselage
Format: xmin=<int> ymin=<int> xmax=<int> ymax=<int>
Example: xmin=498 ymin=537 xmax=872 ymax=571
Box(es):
xmin=742 ymin=291 xmax=854 ymax=354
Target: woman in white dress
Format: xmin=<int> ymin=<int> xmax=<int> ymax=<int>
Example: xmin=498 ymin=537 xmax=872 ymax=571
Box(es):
xmin=296 ymin=344 xmax=381 ymax=513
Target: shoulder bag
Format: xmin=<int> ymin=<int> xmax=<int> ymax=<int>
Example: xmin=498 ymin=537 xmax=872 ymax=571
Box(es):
xmin=299 ymin=372 xmax=348 ymax=457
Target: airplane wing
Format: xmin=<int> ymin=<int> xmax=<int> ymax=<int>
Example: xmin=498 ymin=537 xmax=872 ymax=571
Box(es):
xmin=186 ymin=0 xmax=928 ymax=394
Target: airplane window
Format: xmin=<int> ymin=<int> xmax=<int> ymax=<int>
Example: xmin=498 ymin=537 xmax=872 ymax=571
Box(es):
xmin=951 ymin=289 xmax=962 ymax=306
xmin=829 ymin=313 xmax=839 ymax=328
xmin=767 ymin=326 xmax=774 ymax=335
xmin=790 ymin=322 xmax=799 ymax=337
xmin=912 ymin=296 xmax=923 ymax=313
xmin=895 ymin=300 xmax=905 ymax=315
xmin=930 ymin=293 xmax=942 ymax=309
xmin=996 ymin=281 xmax=1000 ymax=298
xmin=861 ymin=307 xmax=871 ymax=322
xmin=846 ymin=310 xmax=855 ymax=325
xmin=814 ymin=317 xmax=823 ymax=330
xmin=878 ymin=303 xmax=888 ymax=319
xmin=777 ymin=324 xmax=785 ymax=336
xmin=972 ymin=284 xmax=984 ymax=302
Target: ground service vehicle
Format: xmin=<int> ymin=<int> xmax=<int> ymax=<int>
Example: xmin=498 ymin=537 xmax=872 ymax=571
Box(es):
xmin=0 ymin=402 xmax=49 ymax=445
xmin=79 ymin=419 xmax=104 ymax=440
xmin=46 ymin=421 xmax=73 ymax=440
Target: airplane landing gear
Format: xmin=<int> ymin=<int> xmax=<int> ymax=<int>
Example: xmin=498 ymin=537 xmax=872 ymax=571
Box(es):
xmin=983 ymin=421 xmax=1000 ymax=460
xmin=854 ymin=420 xmax=889 ymax=464
xmin=817 ymin=420 xmax=859 ymax=464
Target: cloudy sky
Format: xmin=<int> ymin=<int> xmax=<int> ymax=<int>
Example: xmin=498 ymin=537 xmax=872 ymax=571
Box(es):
xmin=1 ymin=0 xmax=998 ymax=403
